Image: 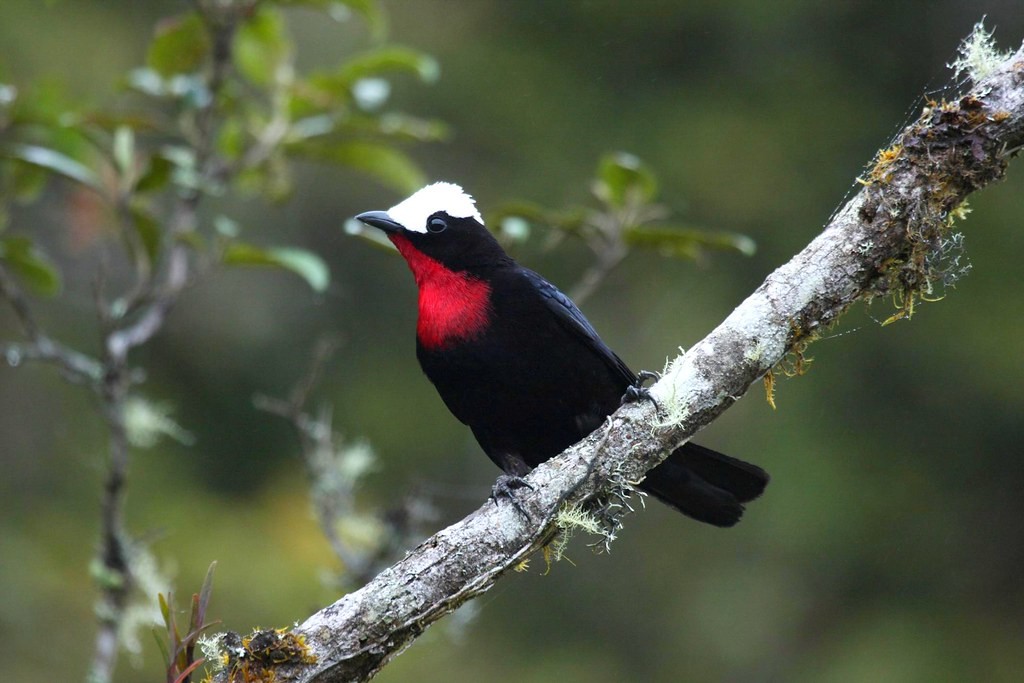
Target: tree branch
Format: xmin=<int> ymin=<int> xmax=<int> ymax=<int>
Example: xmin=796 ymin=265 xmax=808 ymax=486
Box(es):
xmin=252 ymin=339 xmax=375 ymax=579
xmin=255 ymin=338 xmax=437 ymax=588
xmin=87 ymin=11 xmax=240 ymax=683
xmin=217 ymin=36 xmax=1024 ymax=683
xmin=0 ymin=263 xmax=104 ymax=383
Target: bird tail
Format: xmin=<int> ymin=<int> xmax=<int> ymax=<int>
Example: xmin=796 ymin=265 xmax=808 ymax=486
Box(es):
xmin=638 ymin=442 xmax=769 ymax=527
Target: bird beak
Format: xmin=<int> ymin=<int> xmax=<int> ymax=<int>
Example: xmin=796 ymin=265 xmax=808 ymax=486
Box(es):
xmin=355 ymin=210 xmax=403 ymax=234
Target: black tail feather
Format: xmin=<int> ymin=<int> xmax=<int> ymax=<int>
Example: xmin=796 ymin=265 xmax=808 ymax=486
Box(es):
xmin=638 ymin=442 xmax=769 ymax=527
xmin=677 ymin=442 xmax=769 ymax=503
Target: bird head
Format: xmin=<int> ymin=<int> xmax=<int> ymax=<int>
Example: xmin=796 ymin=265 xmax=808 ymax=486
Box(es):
xmin=356 ymin=182 xmax=505 ymax=348
xmin=355 ymin=182 xmax=508 ymax=275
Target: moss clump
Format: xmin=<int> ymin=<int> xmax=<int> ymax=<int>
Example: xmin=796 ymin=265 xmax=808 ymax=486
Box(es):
xmin=859 ymin=85 xmax=1007 ymax=325
xmin=221 ymin=628 xmax=317 ymax=683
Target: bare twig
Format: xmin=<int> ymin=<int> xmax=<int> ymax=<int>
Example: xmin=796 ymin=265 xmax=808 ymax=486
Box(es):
xmin=0 ymin=261 xmax=41 ymax=338
xmin=255 ymin=338 xmax=422 ymax=586
xmin=568 ymin=200 xmax=665 ymax=305
xmin=256 ymin=394 xmax=373 ymax=579
xmin=567 ymin=238 xmax=627 ymax=305
xmin=0 ymin=263 xmax=104 ymax=383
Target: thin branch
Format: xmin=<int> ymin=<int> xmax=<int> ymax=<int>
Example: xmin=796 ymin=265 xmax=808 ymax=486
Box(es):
xmin=255 ymin=338 xmax=419 ymax=586
xmin=86 ymin=10 xmax=241 ymax=683
xmin=567 ymin=238 xmax=627 ymax=305
xmin=215 ymin=35 xmax=1024 ymax=683
xmin=255 ymin=394 xmax=372 ymax=578
xmin=0 ymin=263 xmax=104 ymax=383
xmin=568 ymin=199 xmax=666 ymax=305
xmin=0 ymin=261 xmax=41 ymax=338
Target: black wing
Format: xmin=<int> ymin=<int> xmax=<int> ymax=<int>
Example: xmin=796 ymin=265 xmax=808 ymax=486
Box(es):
xmin=522 ymin=269 xmax=637 ymax=387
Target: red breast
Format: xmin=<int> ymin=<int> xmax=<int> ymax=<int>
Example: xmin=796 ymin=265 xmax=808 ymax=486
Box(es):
xmin=389 ymin=234 xmax=491 ymax=349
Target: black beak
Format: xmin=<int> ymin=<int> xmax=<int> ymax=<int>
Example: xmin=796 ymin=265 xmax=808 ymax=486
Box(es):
xmin=355 ymin=210 xmax=403 ymax=234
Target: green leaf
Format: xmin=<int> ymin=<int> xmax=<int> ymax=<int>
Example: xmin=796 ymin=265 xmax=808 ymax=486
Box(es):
xmin=1 ymin=143 xmax=103 ymax=192
xmin=338 ymin=0 xmax=387 ymax=38
xmin=277 ymin=0 xmax=387 ymax=39
xmin=289 ymin=140 xmax=424 ymax=193
xmin=234 ymin=6 xmax=292 ymax=86
xmin=128 ymin=203 xmax=163 ymax=267
xmin=126 ymin=68 xmax=212 ymax=106
xmin=159 ymin=145 xmax=204 ymax=191
xmin=213 ymin=215 xmax=240 ymax=238
xmin=152 ymin=630 xmax=171 ymax=669
xmin=0 ymin=83 xmax=17 ymax=109
xmin=5 ymin=81 xmax=86 ymax=131
xmin=135 ymin=153 xmax=173 ymax=193
xmin=0 ymin=236 xmax=62 ymax=296
xmin=370 ymin=112 xmax=448 ymax=142
xmin=169 ymin=74 xmax=212 ymax=108
xmin=351 ymin=78 xmax=390 ymax=110
xmin=113 ymin=126 xmax=135 ymax=176
xmin=223 ymin=243 xmax=330 ymax=292
xmin=292 ymin=112 xmax=448 ymax=144
xmin=147 ymin=13 xmax=211 ymax=78
xmin=334 ymin=46 xmax=440 ymax=87
xmin=215 ymin=116 xmax=246 ymax=160
xmin=498 ymin=216 xmax=531 ymax=244
xmin=301 ymin=47 xmax=438 ymax=112
xmin=196 ymin=561 xmax=217 ymax=626
xmin=236 ymin=152 xmax=293 ymax=201
xmin=343 ymin=217 xmax=396 ymax=251
xmin=624 ymin=225 xmax=757 ymax=260
xmin=289 ymin=115 xmax=336 ymax=141
xmin=7 ymin=161 xmax=48 ymax=203
xmin=176 ymin=230 xmax=206 ymax=251
xmin=491 ymin=201 xmax=588 ymax=237
xmin=158 ymin=592 xmax=172 ymax=632
xmin=126 ymin=68 xmax=166 ymax=97
xmin=593 ymin=152 xmax=657 ymax=208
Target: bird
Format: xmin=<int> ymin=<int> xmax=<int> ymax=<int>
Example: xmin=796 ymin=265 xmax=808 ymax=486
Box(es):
xmin=355 ymin=182 xmax=768 ymax=526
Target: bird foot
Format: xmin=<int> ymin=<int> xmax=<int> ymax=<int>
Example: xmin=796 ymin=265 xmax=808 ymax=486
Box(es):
xmin=490 ymin=474 xmax=534 ymax=519
xmin=621 ymin=370 xmax=661 ymax=408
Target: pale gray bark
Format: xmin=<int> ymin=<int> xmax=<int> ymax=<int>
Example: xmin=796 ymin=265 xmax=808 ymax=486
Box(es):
xmin=217 ymin=37 xmax=1024 ymax=683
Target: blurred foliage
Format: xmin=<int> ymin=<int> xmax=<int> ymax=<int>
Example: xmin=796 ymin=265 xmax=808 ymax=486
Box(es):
xmin=491 ymin=151 xmax=755 ymax=301
xmin=0 ymin=235 xmax=62 ymax=295
xmin=1 ymin=0 xmax=447 ymax=681
xmin=0 ymin=0 xmax=447 ymax=301
xmin=2 ymin=2 xmax=1024 ymax=683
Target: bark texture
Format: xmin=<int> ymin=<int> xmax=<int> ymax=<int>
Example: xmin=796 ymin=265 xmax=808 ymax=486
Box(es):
xmin=216 ymin=37 xmax=1024 ymax=683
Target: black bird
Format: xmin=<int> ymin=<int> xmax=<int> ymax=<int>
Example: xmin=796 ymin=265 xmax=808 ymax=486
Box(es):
xmin=356 ymin=182 xmax=768 ymax=526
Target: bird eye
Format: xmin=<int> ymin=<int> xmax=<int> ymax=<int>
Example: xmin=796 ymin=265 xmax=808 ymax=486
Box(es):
xmin=427 ymin=217 xmax=448 ymax=233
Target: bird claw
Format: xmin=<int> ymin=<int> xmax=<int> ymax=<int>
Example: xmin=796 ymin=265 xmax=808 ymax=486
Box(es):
xmin=621 ymin=370 xmax=661 ymax=408
xmin=490 ymin=474 xmax=534 ymax=519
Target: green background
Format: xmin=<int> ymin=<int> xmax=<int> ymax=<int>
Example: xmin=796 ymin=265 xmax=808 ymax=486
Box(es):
xmin=2 ymin=1 xmax=1023 ymax=681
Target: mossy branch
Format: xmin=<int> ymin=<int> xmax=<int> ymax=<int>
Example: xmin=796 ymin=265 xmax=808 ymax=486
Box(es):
xmin=215 ymin=29 xmax=1024 ymax=683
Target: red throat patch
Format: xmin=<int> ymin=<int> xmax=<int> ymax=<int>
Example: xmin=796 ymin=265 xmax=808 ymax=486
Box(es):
xmin=389 ymin=235 xmax=492 ymax=349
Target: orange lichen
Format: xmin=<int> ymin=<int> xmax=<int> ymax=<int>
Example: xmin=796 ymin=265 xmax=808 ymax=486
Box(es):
xmin=868 ymin=143 xmax=905 ymax=184
xmin=763 ymin=370 xmax=776 ymax=410
xmin=223 ymin=629 xmax=317 ymax=683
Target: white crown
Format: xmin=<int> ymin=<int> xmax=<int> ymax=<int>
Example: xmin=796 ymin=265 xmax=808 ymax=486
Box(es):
xmin=386 ymin=182 xmax=483 ymax=233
